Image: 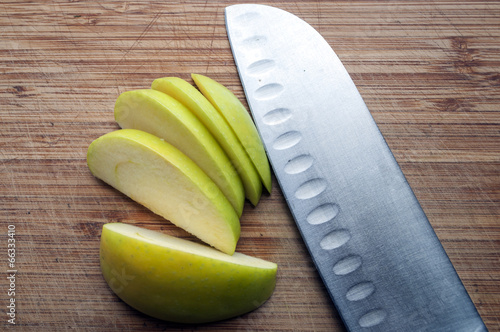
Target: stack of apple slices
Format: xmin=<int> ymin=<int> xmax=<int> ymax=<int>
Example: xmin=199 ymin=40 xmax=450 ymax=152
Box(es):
xmin=87 ymin=74 xmax=277 ymax=323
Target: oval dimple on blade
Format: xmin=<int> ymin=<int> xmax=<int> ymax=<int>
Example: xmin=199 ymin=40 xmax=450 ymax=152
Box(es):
xmin=319 ymin=229 xmax=351 ymax=250
xmin=284 ymin=154 xmax=313 ymax=174
xmin=306 ymin=203 xmax=339 ymax=225
xmin=295 ymin=178 xmax=327 ymax=200
xmin=346 ymin=282 xmax=375 ymax=302
xmin=242 ymin=35 xmax=267 ymax=48
xmin=273 ymin=131 xmax=302 ymax=150
xmin=358 ymin=309 xmax=387 ymax=328
xmin=247 ymin=59 xmax=276 ymax=76
xmin=254 ymin=83 xmax=284 ymax=100
xmin=262 ymin=107 xmax=292 ymax=125
xmin=333 ymin=255 xmax=362 ymax=275
xmin=233 ymin=11 xmax=262 ymax=27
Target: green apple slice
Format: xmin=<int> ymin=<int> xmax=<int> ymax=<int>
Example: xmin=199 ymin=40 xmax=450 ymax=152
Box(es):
xmin=191 ymin=74 xmax=272 ymax=194
xmin=87 ymin=129 xmax=240 ymax=255
xmin=151 ymin=77 xmax=262 ymax=206
xmin=114 ymin=89 xmax=244 ymax=216
xmin=100 ymin=222 xmax=277 ymax=324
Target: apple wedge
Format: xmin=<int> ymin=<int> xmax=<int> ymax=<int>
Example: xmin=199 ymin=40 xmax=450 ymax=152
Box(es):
xmin=100 ymin=222 xmax=277 ymax=324
xmin=191 ymin=74 xmax=272 ymax=194
xmin=151 ymin=77 xmax=263 ymax=206
xmin=114 ymin=89 xmax=244 ymax=216
xmin=87 ymin=129 xmax=240 ymax=255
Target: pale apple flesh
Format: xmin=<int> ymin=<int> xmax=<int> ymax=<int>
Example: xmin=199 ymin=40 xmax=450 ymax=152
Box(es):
xmin=100 ymin=222 xmax=277 ymax=324
xmin=87 ymin=129 xmax=240 ymax=255
xmin=191 ymin=74 xmax=272 ymax=194
xmin=114 ymin=89 xmax=244 ymax=216
xmin=151 ymin=77 xmax=263 ymax=206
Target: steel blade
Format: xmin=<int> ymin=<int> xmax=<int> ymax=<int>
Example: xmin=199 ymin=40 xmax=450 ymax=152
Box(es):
xmin=225 ymin=4 xmax=486 ymax=332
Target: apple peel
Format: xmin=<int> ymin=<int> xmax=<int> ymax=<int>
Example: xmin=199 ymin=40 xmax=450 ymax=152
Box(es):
xmin=152 ymin=77 xmax=263 ymax=207
xmin=87 ymin=129 xmax=240 ymax=255
xmin=100 ymin=222 xmax=277 ymax=324
xmin=114 ymin=89 xmax=245 ymax=216
xmin=192 ymin=73 xmax=272 ymax=194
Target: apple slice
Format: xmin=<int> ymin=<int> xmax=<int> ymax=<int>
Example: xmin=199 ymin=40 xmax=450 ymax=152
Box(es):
xmin=87 ymin=129 xmax=240 ymax=255
xmin=191 ymin=74 xmax=272 ymax=194
xmin=151 ymin=77 xmax=263 ymax=206
xmin=100 ymin=222 xmax=277 ymax=324
xmin=114 ymin=89 xmax=244 ymax=216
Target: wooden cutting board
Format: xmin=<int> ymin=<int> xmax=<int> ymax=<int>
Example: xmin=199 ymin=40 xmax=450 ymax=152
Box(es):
xmin=1 ymin=1 xmax=499 ymax=330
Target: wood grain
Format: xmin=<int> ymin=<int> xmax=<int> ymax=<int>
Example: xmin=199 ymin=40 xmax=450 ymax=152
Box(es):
xmin=1 ymin=1 xmax=499 ymax=331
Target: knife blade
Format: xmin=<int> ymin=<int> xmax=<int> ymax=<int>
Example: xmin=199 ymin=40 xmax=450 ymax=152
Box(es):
xmin=225 ymin=4 xmax=487 ymax=331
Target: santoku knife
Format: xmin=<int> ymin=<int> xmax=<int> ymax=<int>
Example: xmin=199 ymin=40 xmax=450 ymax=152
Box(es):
xmin=225 ymin=4 xmax=487 ymax=331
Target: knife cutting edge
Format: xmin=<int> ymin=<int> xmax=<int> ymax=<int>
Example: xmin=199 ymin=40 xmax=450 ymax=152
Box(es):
xmin=225 ymin=4 xmax=487 ymax=331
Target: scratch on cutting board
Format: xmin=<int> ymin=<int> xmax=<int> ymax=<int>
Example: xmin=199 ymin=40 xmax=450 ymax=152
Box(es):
xmin=126 ymin=10 xmax=163 ymax=60
xmin=204 ymin=4 xmax=220 ymax=74
xmin=99 ymin=9 xmax=163 ymax=88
